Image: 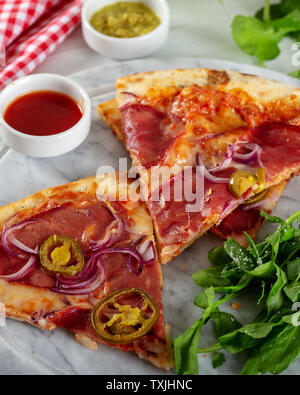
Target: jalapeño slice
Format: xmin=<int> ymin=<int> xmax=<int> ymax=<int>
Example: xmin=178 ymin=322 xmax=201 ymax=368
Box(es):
xmin=91 ymin=288 xmax=160 ymax=344
xmin=243 ymin=188 xmax=270 ymax=206
xmin=39 ymin=235 xmax=85 ymax=276
xmin=229 ymin=168 xmax=266 ymax=199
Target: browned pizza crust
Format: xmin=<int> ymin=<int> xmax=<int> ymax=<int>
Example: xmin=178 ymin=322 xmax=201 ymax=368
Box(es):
xmin=115 ymin=68 xmax=300 ymax=109
xmin=98 ymin=68 xmax=300 ymax=141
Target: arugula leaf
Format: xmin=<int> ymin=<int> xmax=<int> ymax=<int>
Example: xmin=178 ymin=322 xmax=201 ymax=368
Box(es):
xmin=256 ymin=0 xmax=300 ymax=21
xmin=246 ymin=260 xmax=275 ymax=279
xmin=260 ymin=209 xmax=283 ymax=224
xmin=287 ymin=258 xmax=300 ymax=281
xmin=266 ymin=264 xmax=287 ymax=316
xmin=284 ymin=281 xmax=300 ymax=303
xmin=289 ymin=69 xmax=300 ymax=78
xmin=272 ymin=9 xmax=300 ymax=35
xmin=192 ymin=248 xmax=231 ymax=289
xmin=174 ymin=318 xmax=203 ymax=375
xmin=212 ymin=352 xmax=226 ymax=369
xmin=174 ymin=288 xmax=215 ymax=375
xmin=224 ymin=239 xmax=256 ymax=271
xmin=175 ymin=210 xmax=300 ymax=375
xmin=231 ymin=1 xmax=300 ymax=67
xmin=210 ymin=311 xmax=241 ymax=337
xmin=208 ymin=246 xmax=232 ymax=266
xmin=241 ymin=325 xmax=300 ymax=375
xmin=218 ymin=322 xmax=278 ymax=354
xmin=231 ymin=15 xmax=283 ymax=66
xmin=257 ymin=280 xmax=266 ymax=305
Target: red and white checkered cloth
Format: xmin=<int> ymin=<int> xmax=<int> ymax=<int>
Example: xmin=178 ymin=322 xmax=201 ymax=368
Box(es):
xmin=0 ymin=0 xmax=82 ymax=90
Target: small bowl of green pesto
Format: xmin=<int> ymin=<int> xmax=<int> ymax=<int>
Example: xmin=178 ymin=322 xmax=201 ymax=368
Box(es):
xmin=81 ymin=0 xmax=170 ymax=59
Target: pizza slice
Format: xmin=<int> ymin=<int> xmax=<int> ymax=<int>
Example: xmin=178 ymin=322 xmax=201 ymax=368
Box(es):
xmin=98 ymin=68 xmax=300 ymax=264
xmin=98 ymin=99 xmax=288 ymax=248
xmin=0 ymin=175 xmax=172 ymax=370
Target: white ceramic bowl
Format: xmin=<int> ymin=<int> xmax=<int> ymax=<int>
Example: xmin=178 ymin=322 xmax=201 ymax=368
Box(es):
xmin=0 ymin=74 xmax=91 ymax=158
xmin=81 ymin=0 xmax=170 ymax=59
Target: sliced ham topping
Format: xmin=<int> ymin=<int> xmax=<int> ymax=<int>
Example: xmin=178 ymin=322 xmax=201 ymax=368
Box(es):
xmin=121 ymin=104 xmax=182 ymax=168
xmin=212 ymin=206 xmax=261 ymax=237
xmin=47 ymin=307 xmax=91 ymax=331
xmin=148 ymin=167 xmax=240 ymax=245
xmin=0 ymin=200 xmax=115 ymax=286
xmin=246 ymin=122 xmax=300 ymax=180
xmin=147 ymin=122 xmax=300 ymax=247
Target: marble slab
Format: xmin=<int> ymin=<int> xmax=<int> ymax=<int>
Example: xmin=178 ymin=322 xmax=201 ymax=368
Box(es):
xmin=0 ymin=58 xmax=299 ymax=375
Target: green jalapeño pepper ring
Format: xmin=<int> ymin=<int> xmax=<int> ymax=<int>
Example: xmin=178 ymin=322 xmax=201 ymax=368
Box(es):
xmin=229 ymin=168 xmax=266 ymax=199
xmin=91 ymin=288 xmax=160 ymax=344
xmin=39 ymin=235 xmax=85 ymax=276
xmin=242 ymin=187 xmax=270 ymax=206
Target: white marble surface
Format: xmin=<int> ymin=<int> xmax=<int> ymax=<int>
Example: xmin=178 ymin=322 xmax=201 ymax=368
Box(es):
xmin=0 ymin=57 xmax=300 ymax=375
xmin=1 ymin=0 xmax=300 ymax=375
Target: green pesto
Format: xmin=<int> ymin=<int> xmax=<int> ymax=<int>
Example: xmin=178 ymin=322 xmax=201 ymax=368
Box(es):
xmin=90 ymin=2 xmax=160 ymax=38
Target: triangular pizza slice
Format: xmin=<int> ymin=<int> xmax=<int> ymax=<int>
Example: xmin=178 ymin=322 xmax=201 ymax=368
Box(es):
xmin=98 ymin=99 xmax=288 ymax=248
xmin=0 ymin=175 xmax=172 ymax=370
xmin=98 ymin=68 xmax=300 ymax=263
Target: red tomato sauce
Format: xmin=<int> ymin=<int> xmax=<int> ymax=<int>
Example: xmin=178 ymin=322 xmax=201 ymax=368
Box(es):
xmin=4 ymin=90 xmax=83 ymax=136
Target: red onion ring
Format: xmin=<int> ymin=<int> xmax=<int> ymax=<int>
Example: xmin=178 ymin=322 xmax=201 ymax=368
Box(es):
xmin=231 ymin=142 xmax=264 ymax=167
xmin=52 ymin=256 xmax=106 ymax=295
xmin=196 ymin=153 xmax=230 ymax=183
xmin=95 ymin=236 xmax=155 ymax=276
xmin=0 ymin=255 xmax=36 ymax=281
xmin=119 ymin=92 xmax=138 ymax=111
xmin=137 ymin=238 xmax=155 ymax=264
xmin=89 ymin=204 xmax=125 ymax=252
xmin=128 ymin=238 xmax=156 ymax=275
xmin=202 ymin=141 xmax=264 ymax=177
xmin=1 ymin=219 xmax=39 ymax=259
xmin=57 ymin=255 xmax=97 ymax=285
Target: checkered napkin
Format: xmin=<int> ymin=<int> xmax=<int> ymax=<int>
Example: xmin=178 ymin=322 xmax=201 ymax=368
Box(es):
xmin=0 ymin=0 xmax=82 ymax=90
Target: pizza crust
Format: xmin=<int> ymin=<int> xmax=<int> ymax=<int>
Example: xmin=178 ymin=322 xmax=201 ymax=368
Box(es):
xmin=115 ymin=68 xmax=300 ymax=108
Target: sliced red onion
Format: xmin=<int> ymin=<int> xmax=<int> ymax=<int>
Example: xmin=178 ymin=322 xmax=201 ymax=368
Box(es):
xmin=121 ymin=91 xmax=137 ymax=99
xmin=97 ymin=246 xmax=143 ymax=263
xmin=58 ymin=265 xmax=101 ymax=291
xmin=57 ymin=255 xmax=97 ymax=284
xmin=2 ymin=219 xmax=38 ymax=259
xmin=0 ymin=255 xmax=36 ymax=281
xmin=95 ymin=236 xmax=154 ymax=276
xmin=222 ymin=196 xmax=245 ymax=218
xmin=119 ymin=92 xmax=137 ymax=111
xmin=127 ymin=255 xmax=143 ymax=275
xmin=137 ymin=238 xmax=155 ymax=264
xmin=89 ymin=204 xmax=125 ymax=252
xmin=231 ymin=142 xmax=264 ymax=167
xmin=89 ymin=232 xmax=113 ymax=252
xmin=196 ymin=153 xmax=230 ymax=183
xmin=126 ymin=236 xmax=156 ymax=275
xmin=8 ymin=234 xmax=39 ymax=255
xmin=210 ymin=156 xmax=233 ymax=173
xmin=52 ymin=256 xmax=106 ymax=295
xmin=208 ymin=141 xmax=264 ymax=175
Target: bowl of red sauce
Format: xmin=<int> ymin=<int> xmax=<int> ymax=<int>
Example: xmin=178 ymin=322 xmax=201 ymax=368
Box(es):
xmin=0 ymin=74 xmax=91 ymax=157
